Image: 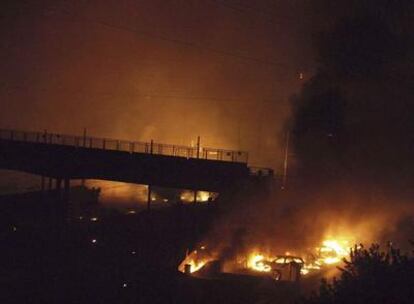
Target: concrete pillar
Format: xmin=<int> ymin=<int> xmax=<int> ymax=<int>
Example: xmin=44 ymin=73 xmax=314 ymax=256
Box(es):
xmin=193 ymin=190 xmax=197 ymax=205
xmin=56 ymin=178 xmax=62 ymax=190
xmin=56 ymin=178 xmax=62 ymax=199
xmin=63 ymin=178 xmax=70 ymax=200
xmin=41 ymin=176 xmax=45 ymax=192
xmin=48 ymin=177 xmax=53 ymax=191
xmin=63 ymin=178 xmax=70 ymax=223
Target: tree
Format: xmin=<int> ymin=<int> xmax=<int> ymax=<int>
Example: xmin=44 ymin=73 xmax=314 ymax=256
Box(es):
xmin=302 ymin=244 xmax=414 ymax=304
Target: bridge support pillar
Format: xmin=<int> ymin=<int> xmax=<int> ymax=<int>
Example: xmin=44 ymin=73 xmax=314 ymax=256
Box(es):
xmin=193 ymin=190 xmax=197 ymax=205
xmin=41 ymin=176 xmax=45 ymax=192
xmin=63 ymin=178 xmax=70 ymax=200
xmin=56 ymin=178 xmax=62 ymax=188
xmin=63 ymin=178 xmax=70 ymax=222
xmin=48 ymin=177 xmax=53 ymax=191
xmin=56 ymin=178 xmax=62 ymax=198
xmin=147 ymin=185 xmax=152 ymax=210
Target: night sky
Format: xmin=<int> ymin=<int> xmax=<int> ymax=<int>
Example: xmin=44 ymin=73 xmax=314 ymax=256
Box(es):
xmin=2 ymin=2 xmax=414 ymax=302
xmin=0 ymin=0 xmax=324 ymax=169
xmin=2 ymin=0 xmax=414 ymax=223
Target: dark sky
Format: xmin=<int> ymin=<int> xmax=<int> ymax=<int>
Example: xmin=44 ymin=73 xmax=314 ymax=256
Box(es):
xmin=290 ymin=0 xmax=414 ymax=194
xmin=2 ymin=0 xmax=414 ymax=250
xmin=0 ymin=0 xmax=322 ymax=169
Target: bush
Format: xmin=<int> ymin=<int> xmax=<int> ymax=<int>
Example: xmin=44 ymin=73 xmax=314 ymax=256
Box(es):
xmin=302 ymin=244 xmax=414 ymax=304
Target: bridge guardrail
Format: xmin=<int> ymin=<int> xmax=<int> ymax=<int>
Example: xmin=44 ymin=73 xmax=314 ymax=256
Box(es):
xmin=0 ymin=129 xmax=248 ymax=164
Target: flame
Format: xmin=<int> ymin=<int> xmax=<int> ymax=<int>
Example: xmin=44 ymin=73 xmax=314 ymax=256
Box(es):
xmin=301 ymin=238 xmax=352 ymax=275
xmin=180 ymin=258 xmax=208 ymax=273
xmin=301 ymin=262 xmax=321 ymax=275
xmin=178 ymin=246 xmax=212 ymax=274
xmin=244 ymin=238 xmax=353 ymax=276
xmin=319 ymin=239 xmax=350 ymax=265
xmin=178 ymin=237 xmax=355 ymax=277
xmin=247 ymin=254 xmax=272 ymax=272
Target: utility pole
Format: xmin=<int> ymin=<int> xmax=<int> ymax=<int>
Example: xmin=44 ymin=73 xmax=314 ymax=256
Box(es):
xmin=282 ymin=131 xmax=290 ymax=190
xmin=237 ymin=119 xmax=241 ymax=151
xmin=83 ymin=128 xmax=87 ymax=147
xmin=194 ymin=136 xmax=200 ymax=204
xmin=81 ymin=128 xmax=86 ymax=186
xmin=196 ymin=136 xmax=200 ymax=158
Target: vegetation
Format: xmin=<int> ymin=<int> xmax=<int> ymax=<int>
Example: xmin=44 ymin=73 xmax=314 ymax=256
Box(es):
xmin=302 ymin=244 xmax=414 ymax=304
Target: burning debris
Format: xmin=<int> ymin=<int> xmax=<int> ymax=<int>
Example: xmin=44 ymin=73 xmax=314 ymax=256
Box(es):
xmin=178 ymin=246 xmax=214 ymax=274
xmin=179 ymin=237 xmax=354 ymax=281
xmin=301 ymin=239 xmax=352 ymax=275
xmin=247 ymin=253 xmax=303 ymax=281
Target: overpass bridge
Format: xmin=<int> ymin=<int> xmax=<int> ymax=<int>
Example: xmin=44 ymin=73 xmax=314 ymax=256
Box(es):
xmin=0 ymin=129 xmax=273 ymax=207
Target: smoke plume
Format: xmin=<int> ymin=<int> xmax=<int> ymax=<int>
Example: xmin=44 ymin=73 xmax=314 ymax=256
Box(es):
xmin=287 ymin=0 xmax=414 ymax=248
xmin=199 ymin=1 xmax=414 ymax=259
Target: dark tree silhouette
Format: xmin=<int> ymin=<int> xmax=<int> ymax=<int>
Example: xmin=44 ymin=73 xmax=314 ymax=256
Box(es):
xmin=301 ymin=244 xmax=414 ymax=304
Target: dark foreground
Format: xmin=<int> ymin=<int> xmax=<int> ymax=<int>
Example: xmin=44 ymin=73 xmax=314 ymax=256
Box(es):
xmin=0 ymin=191 xmax=300 ymax=304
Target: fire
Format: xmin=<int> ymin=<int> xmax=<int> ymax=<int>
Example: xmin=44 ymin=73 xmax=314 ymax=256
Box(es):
xmin=301 ymin=263 xmax=321 ymax=275
xmin=178 ymin=237 xmax=355 ymax=279
xmin=244 ymin=238 xmax=353 ymax=277
xmin=318 ymin=239 xmax=350 ymax=265
xmin=247 ymin=254 xmax=272 ymax=272
xmin=178 ymin=246 xmax=213 ymax=274
xmin=301 ymin=238 xmax=352 ymax=275
xmin=180 ymin=257 xmax=208 ymax=273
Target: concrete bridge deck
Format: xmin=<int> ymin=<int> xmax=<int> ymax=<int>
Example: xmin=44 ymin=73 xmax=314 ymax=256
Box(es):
xmin=0 ymin=129 xmax=254 ymax=192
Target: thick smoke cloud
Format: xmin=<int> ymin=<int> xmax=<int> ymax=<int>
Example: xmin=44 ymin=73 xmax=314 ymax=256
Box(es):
xmin=290 ymin=0 xmax=414 ymax=194
xmin=198 ymin=1 xmax=414 ymax=258
xmin=286 ymin=0 xmax=414 ymax=247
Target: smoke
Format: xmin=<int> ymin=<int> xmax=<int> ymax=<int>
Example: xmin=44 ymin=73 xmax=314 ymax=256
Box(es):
xmin=285 ymin=0 xmax=414 ymax=248
xmin=193 ymin=1 xmax=414 ymax=260
xmin=0 ymin=0 xmax=314 ymax=169
xmin=3 ymin=1 xmax=413 ymax=252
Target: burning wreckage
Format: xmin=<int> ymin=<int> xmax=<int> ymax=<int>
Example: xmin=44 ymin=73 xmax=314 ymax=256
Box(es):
xmin=178 ymin=239 xmax=353 ymax=282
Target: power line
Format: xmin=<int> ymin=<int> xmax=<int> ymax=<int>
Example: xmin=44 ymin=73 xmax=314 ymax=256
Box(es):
xmin=89 ymin=20 xmax=288 ymax=68
xmin=209 ymin=0 xmax=272 ymax=17
xmin=207 ymin=0 xmax=290 ymax=26
xmin=208 ymin=0 xmax=251 ymax=14
xmin=133 ymin=92 xmax=277 ymax=103
xmin=54 ymin=9 xmax=293 ymax=71
xmin=6 ymin=85 xmax=283 ymax=103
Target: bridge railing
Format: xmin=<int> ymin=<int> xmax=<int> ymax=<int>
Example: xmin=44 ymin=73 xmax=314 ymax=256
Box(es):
xmin=0 ymin=129 xmax=248 ymax=163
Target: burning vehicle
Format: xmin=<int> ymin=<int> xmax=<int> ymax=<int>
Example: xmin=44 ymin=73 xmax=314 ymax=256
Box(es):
xmin=178 ymin=238 xmax=353 ymax=282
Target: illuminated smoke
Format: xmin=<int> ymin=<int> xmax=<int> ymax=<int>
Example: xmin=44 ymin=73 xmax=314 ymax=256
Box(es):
xmin=0 ymin=0 xmax=314 ymax=169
